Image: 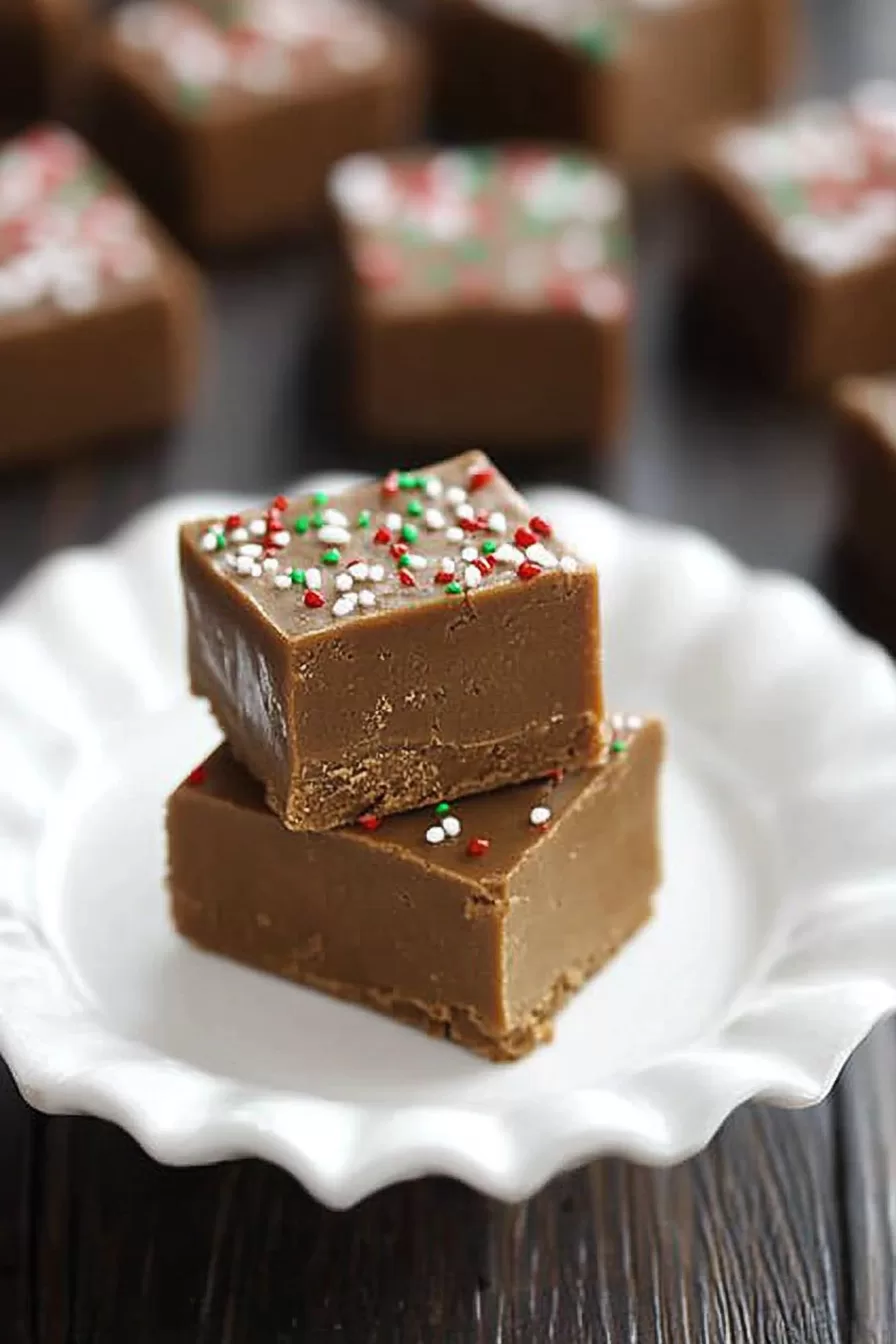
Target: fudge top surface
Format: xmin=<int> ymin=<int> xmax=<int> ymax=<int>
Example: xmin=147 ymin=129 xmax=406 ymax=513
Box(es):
xmin=0 ymin=125 xmax=163 ymax=325
xmin=178 ymin=713 xmax=656 ymax=882
xmin=180 ymin=450 xmax=595 ymax=637
xmin=707 ymin=80 xmax=896 ymax=276
xmin=329 ymin=147 xmax=629 ymax=317
xmin=110 ymin=0 xmax=404 ymax=113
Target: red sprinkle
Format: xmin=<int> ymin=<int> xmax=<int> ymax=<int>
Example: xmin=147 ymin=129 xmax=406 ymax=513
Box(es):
xmin=304 ymin=590 xmax=326 ymax=608
xmin=468 ymin=466 xmax=495 ymax=492
xmin=460 ymin=516 xmax=482 ymax=533
xmin=529 ymin=516 xmax=552 ymax=538
xmin=382 ymin=471 xmax=400 ymax=498
xmin=399 ymin=569 xmax=416 ymax=588
xmin=546 ymin=768 xmax=565 ymax=785
xmin=467 ymin=836 xmax=490 ymax=858
xmin=357 ymin=812 xmax=381 ymax=832
xmin=186 ymin=764 xmax=206 ymax=787
xmin=435 ymin=569 xmax=453 ymax=584
xmin=390 ymin=542 xmax=408 ymax=559
xmin=515 ymin=526 xmax=537 ymax=549
xmin=373 ymin=526 xmax=391 ymax=544
xmin=225 ymin=514 xmax=242 ymax=531
xmin=473 ymin=557 xmax=491 ymax=576
xmin=517 ymin=561 xmax=542 ymax=582
xmin=271 ymin=494 xmax=288 ymax=513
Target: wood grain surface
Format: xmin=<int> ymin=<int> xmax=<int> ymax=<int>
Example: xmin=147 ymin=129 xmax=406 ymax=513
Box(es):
xmin=1 ymin=0 xmax=896 ymax=1340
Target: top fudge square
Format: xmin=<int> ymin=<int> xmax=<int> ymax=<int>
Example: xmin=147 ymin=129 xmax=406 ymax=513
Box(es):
xmin=180 ymin=452 xmax=605 ymax=830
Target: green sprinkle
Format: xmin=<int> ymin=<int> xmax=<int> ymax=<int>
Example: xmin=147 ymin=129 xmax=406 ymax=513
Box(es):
xmin=215 ymin=533 xmax=226 ymax=550
xmin=610 ymin=739 xmax=628 ymax=754
xmin=435 ymin=802 xmax=451 ymax=817
xmin=177 ymin=82 xmax=210 ymax=113
xmin=398 ymin=472 xmax=417 ymax=490
xmin=397 ymin=553 xmax=412 ymax=568
xmin=481 ymin=539 xmax=497 ymax=555
xmin=401 ymin=522 xmax=419 ymax=544
xmin=294 ymin=516 xmax=309 ymax=535
xmin=573 ymin=19 xmax=618 ymax=62
xmin=459 ymin=237 xmax=488 ymax=263
xmin=290 ymin=568 xmax=305 ymax=585
xmin=446 ymin=581 xmax=463 ymax=595
xmin=321 ymin=548 xmax=340 ymax=566
xmin=312 ymin=491 xmax=329 ymax=506
xmin=406 ymin=499 xmax=424 ymax=518
xmin=768 ymin=180 xmax=805 ymax=216
xmin=311 ymin=510 xmax=325 ymax=529
xmin=357 ymin=509 xmax=371 ymax=528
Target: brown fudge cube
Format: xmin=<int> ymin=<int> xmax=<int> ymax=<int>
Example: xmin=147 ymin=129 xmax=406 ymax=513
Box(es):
xmin=835 ymin=376 xmax=896 ymax=591
xmin=168 ymin=714 xmax=663 ymax=1061
xmin=83 ymin=0 xmax=424 ymax=250
xmin=429 ymin=0 xmax=792 ymax=182
xmin=180 ymin=451 xmax=605 ymax=830
xmin=0 ymin=126 xmax=202 ymax=464
xmin=328 ymin=147 xmax=630 ymax=447
xmin=683 ymin=84 xmax=896 ymax=390
xmin=0 ymin=0 xmax=86 ymax=129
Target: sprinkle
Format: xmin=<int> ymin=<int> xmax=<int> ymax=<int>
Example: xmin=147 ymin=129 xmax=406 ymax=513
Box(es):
xmin=397 ymin=553 xmax=411 ymax=568
xmin=274 ymin=573 xmax=292 ymax=589
xmin=357 ymin=509 xmax=371 ymax=528
xmin=251 ymin=564 xmax=263 ymax=578
xmin=269 ymin=530 xmax=290 ymax=548
xmin=398 ymin=471 xmax=417 ymax=489
xmin=425 ymin=508 xmax=445 ymax=530
xmin=530 ymin=805 xmax=552 ymax=828
xmin=200 ymin=531 xmax=219 ymax=552
xmin=249 ymin=518 xmax=267 ymax=537
xmin=312 ymin=490 xmax=328 ymax=506
xmin=455 ymin=502 xmax=475 ymax=521
xmin=526 ymin=542 xmax=558 ymax=569
xmin=407 ymin=499 xmax=424 ymax=518
xmin=294 ymin=516 xmax=310 ymax=534
xmin=335 ymin=573 xmax=354 ymax=592
xmin=319 ymin=525 xmax=350 ymax=545
xmin=460 ymin=516 xmax=482 ymax=534
xmin=333 ymin=595 xmax=357 ymax=617
xmin=474 ymin=557 xmax=492 ymax=576
xmin=446 ymin=526 xmax=464 ymax=543
xmin=304 ymin=589 xmax=325 ymax=609
xmin=311 ymin=510 xmax=325 ymax=528
xmin=386 ymin=511 xmax=402 ymax=531
xmin=547 ymin=768 xmax=565 ymax=785
xmin=348 ymin=561 xmax=369 ymax=580
xmin=424 ymin=477 xmax=443 ymax=498
xmin=391 ymin=542 xmax=409 ymax=560
xmin=515 ymin=526 xmax=537 ymax=548
xmin=461 ymin=545 xmax=478 ymax=562
xmin=488 ymin=512 xmax=506 ymax=534
xmin=445 ymin=581 xmax=463 ymax=594
xmin=321 ymin=548 xmax=340 ymax=565
xmin=272 ymin=494 xmax=288 ymax=512
xmin=382 ymin=470 xmax=400 ymax=497
xmin=495 ymin=543 xmax=525 ymax=566
xmin=229 ymin=527 xmax=248 ymax=544
xmin=610 ymin=738 xmax=628 ymax=753
xmin=442 ymin=815 xmax=461 ymax=838
xmin=290 ymin=567 xmax=305 ymax=585
xmin=401 ymin=522 xmax=419 ymax=544
xmin=399 ymin=569 xmax=417 ymax=588
xmin=368 ymin=563 xmax=385 ymax=582
xmin=467 ymin=836 xmax=490 ymax=858
xmin=426 ymin=825 xmax=446 ymax=844
xmin=439 ymin=556 xmax=456 ymax=574
xmin=238 ymin=543 xmax=264 ymax=558
xmin=358 ymin=589 xmax=376 ymax=608
xmin=559 ymin=555 xmax=578 ymax=573
xmin=225 ymin=514 xmax=242 ymax=530
xmin=262 ymin=557 xmax=280 ymax=574
xmin=530 ymin=515 xmax=552 ymax=537
xmin=435 ymin=801 xmax=451 ymax=816
xmin=374 ymin=526 xmax=391 ymax=544
xmin=518 ymin=560 xmax=542 ymax=582
xmin=235 ymin=555 xmax=255 ymax=574
xmin=407 ymin=553 xmax=427 ymax=570
xmin=358 ymin=812 xmax=380 ymax=831
xmin=481 ymin=539 xmax=498 ymax=555
xmin=468 ymin=464 xmax=495 ymax=491
xmin=446 ymin=486 xmax=467 ymax=506
xmin=186 ymin=764 xmax=206 ymax=786
xmin=464 ymin=564 xmax=482 ymax=589
xmin=305 ymin=567 xmax=322 ymax=590
xmin=435 ymin=568 xmax=453 ymax=584
xmin=323 ymin=509 xmax=348 ymax=527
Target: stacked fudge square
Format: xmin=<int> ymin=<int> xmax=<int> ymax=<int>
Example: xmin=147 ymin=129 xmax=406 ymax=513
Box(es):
xmin=169 ymin=452 xmax=664 ymax=1060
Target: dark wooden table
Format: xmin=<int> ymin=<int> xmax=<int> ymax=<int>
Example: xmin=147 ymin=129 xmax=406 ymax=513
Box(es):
xmin=3 ymin=0 xmax=896 ymax=1338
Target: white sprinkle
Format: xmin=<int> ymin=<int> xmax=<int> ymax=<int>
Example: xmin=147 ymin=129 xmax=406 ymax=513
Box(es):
xmin=323 ymin=508 xmax=348 ymax=527
xmin=426 ymin=825 xmax=446 ymax=845
xmin=408 ymin=553 xmax=428 ymax=570
xmin=249 ymin=518 xmax=267 ymax=537
xmin=225 ymin=552 xmax=239 ymax=570
xmin=442 ymin=815 xmax=461 ymax=838
xmin=319 ymin=525 xmax=351 ymax=545
xmin=530 ymin=805 xmax=552 ymax=827
xmin=333 ymin=595 xmax=357 ymax=617
xmin=369 ymin=563 xmax=385 ymax=582
xmin=236 ymin=555 xmax=255 ymax=574
xmin=559 ymin=555 xmax=579 ymax=574
xmin=262 ymin=557 xmax=280 ymax=574
xmin=455 ymin=502 xmax=475 ymax=521
xmin=358 ymin=589 xmax=376 ymax=608
xmin=238 ymin=543 xmax=264 ymax=558
xmin=335 ymin=573 xmax=354 ymax=592
xmin=274 ymin=574 xmax=292 ymax=590
xmin=305 ymin=567 xmax=322 ymax=590
xmin=200 ymin=531 xmax=219 ymax=552
xmin=446 ymin=486 xmax=467 ymax=506
xmin=461 ymin=545 xmax=478 ymax=563
xmin=488 ymin=512 xmax=506 ymax=534
xmin=269 ymin=529 xmax=290 ymax=548
xmin=446 ymin=526 xmax=464 ymax=543
xmin=386 ymin=511 xmax=402 ymax=531
xmin=425 ymin=508 xmax=445 ymax=530
xmin=495 ymin=543 xmax=525 ymax=566
xmin=424 ymin=477 xmax=443 ymax=498
xmin=526 ymin=542 xmax=558 ymax=569
xmin=348 ymin=561 xmax=369 ymax=580
xmin=229 ymin=526 xmax=249 ymax=544
xmin=439 ymin=556 xmax=456 ymax=574
xmin=251 ymin=563 xmax=263 ymax=578
xmin=464 ymin=564 xmax=481 ymax=589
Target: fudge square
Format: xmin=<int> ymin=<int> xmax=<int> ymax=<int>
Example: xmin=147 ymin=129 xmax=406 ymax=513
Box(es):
xmin=835 ymin=376 xmax=896 ymax=591
xmin=0 ymin=126 xmax=202 ymax=464
xmin=0 ymin=0 xmax=86 ymax=129
xmin=328 ymin=147 xmax=630 ymax=447
xmin=169 ymin=715 xmax=663 ymax=1061
xmin=429 ymin=0 xmax=792 ymax=182
xmin=180 ymin=452 xmax=606 ymax=831
xmin=684 ymin=83 xmax=896 ymax=390
xmin=84 ymin=0 xmax=424 ymax=250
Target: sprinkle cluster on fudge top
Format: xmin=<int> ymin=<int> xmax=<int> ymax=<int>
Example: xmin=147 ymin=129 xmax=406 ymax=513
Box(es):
xmin=0 ymin=127 xmax=156 ymax=316
xmin=329 ymin=148 xmax=629 ymax=318
xmin=716 ymin=81 xmax=896 ymax=275
xmin=186 ymin=451 xmax=589 ymax=632
xmin=113 ymin=0 xmax=392 ymax=111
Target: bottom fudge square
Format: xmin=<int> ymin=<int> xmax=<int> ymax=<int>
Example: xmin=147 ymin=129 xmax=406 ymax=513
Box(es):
xmin=0 ymin=126 xmax=202 ymax=463
xmin=168 ymin=715 xmax=664 ymax=1062
xmin=684 ymin=83 xmax=896 ymax=390
xmin=328 ymin=147 xmax=630 ymax=448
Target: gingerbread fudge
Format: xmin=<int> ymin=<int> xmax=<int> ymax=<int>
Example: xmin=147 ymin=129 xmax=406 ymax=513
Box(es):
xmin=180 ymin=452 xmax=605 ymax=831
xmin=169 ymin=714 xmax=663 ymax=1061
xmin=328 ymin=146 xmax=630 ymax=447
xmin=0 ymin=0 xmax=87 ymax=129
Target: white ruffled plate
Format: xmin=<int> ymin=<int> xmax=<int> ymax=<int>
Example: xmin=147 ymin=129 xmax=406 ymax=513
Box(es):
xmin=1 ymin=480 xmax=896 ymax=1209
